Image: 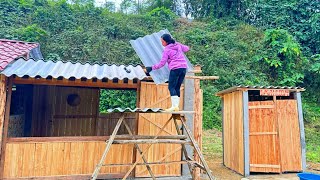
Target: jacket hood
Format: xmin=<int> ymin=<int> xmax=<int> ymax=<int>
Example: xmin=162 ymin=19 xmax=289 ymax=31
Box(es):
xmin=166 ymin=43 xmax=181 ymax=51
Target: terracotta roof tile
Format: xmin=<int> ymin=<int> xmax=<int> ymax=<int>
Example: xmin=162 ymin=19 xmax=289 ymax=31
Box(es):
xmin=0 ymin=39 xmax=39 ymax=70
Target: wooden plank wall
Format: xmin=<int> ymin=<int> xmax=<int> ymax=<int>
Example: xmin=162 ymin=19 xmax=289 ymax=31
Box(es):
xmin=97 ymin=113 xmax=136 ymax=135
xmin=135 ymin=82 xmax=183 ymax=177
xmin=0 ymin=75 xmax=7 ymax=157
xmin=248 ymin=101 xmax=280 ymax=173
xmin=3 ymin=141 xmax=134 ymax=178
xmin=276 ymin=100 xmax=302 ymax=172
xmin=223 ymin=91 xmax=244 ymax=175
xmin=32 ymin=86 xmax=99 ymax=137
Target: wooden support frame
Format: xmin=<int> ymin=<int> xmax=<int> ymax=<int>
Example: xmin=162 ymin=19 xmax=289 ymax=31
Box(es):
xmin=179 ymin=115 xmax=214 ymax=180
xmin=91 ymin=112 xmax=213 ymax=180
xmin=122 ymin=119 xmax=156 ymax=179
xmin=0 ymin=77 xmax=13 ymax=179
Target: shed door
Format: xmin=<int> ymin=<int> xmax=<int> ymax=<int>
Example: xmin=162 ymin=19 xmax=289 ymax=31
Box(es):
xmin=276 ymin=100 xmax=302 ymax=172
xmin=249 ymin=101 xmax=281 ymax=173
xmin=249 ymin=99 xmax=302 ymax=173
xmin=135 ymin=82 xmax=183 ymax=177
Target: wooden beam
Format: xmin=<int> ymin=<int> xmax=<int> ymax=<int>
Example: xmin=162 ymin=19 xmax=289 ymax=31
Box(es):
xmin=185 ymin=76 xmax=219 ymax=80
xmin=249 ymin=132 xmax=278 ymax=136
xmin=6 ymin=135 xmax=187 ymax=143
xmin=0 ymin=75 xmax=7 ymax=160
xmin=249 ymin=105 xmax=274 ymax=109
xmin=0 ymin=77 xmax=13 ymax=179
xmin=250 ymin=164 xmax=280 ymax=168
xmin=109 ymin=139 xmax=191 ymax=144
xmin=13 ymin=77 xmax=139 ymax=89
xmin=143 ymin=76 xmax=219 ymax=81
xmin=2 ymin=173 xmax=126 ymax=180
xmin=103 ymin=160 xmax=197 ymax=167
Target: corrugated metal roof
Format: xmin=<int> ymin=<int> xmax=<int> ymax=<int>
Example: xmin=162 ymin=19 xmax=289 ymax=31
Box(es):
xmin=130 ymin=29 xmax=193 ymax=84
xmin=0 ymin=39 xmax=41 ymax=70
xmin=0 ymin=58 xmax=147 ymax=80
xmin=216 ymin=85 xmax=305 ymax=96
xmin=107 ymin=108 xmax=164 ymax=113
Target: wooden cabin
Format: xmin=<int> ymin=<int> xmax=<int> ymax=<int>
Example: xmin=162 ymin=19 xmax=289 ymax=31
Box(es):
xmin=0 ymin=57 xmax=204 ymax=179
xmin=216 ymin=86 xmax=306 ymax=176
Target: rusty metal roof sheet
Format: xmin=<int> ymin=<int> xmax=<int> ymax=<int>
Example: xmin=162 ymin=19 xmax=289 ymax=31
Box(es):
xmin=0 ymin=58 xmax=146 ymax=80
xmin=216 ymin=85 xmax=305 ymax=96
xmin=130 ymin=29 xmax=193 ymax=84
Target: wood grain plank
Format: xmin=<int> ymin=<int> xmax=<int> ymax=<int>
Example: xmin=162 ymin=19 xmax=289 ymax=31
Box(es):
xmin=277 ymin=100 xmax=302 ymax=172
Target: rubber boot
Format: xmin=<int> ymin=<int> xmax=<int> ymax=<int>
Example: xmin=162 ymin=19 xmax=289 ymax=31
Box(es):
xmin=165 ymin=96 xmax=179 ymax=112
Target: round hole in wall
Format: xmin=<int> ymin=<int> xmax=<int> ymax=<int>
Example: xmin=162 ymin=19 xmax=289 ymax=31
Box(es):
xmin=67 ymin=93 xmax=81 ymax=107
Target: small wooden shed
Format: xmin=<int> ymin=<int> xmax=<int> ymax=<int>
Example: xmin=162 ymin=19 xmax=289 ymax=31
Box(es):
xmin=216 ymin=86 xmax=306 ymax=176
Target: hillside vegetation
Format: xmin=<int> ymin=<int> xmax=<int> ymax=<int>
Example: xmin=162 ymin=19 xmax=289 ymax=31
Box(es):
xmin=0 ymin=0 xmax=319 ymax=163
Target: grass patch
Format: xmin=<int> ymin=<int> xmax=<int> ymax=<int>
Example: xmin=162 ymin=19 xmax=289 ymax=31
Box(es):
xmin=202 ymin=129 xmax=223 ymax=159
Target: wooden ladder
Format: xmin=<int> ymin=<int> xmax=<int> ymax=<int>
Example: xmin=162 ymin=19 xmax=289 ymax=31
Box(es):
xmin=91 ymin=112 xmax=214 ymax=180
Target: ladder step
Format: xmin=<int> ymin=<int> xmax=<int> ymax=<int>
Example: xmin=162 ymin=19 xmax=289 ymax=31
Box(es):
xmin=108 ymin=139 xmax=191 ymax=144
xmin=103 ymin=160 xmax=198 ymax=167
xmin=113 ymin=135 xmax=187 ymax=140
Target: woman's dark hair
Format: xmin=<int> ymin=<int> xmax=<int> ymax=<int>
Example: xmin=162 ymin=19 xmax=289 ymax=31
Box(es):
xmin=161 ymin=34 xmax=175 ymax=45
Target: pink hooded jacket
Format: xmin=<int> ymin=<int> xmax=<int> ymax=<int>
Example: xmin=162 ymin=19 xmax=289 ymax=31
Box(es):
xmin=152 ymin=42 xmax=190 ymax=70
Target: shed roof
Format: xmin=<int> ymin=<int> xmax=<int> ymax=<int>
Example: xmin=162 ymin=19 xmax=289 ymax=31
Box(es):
xmin=130 ymin=29 xmax=193 ymax=84
xmin=216 ymin=85 xmax=305 ymax=96
xmin=0 ymin=39 xmax=40 ymax=70
xmin=0 ymin=58 xmax=146 ymax=80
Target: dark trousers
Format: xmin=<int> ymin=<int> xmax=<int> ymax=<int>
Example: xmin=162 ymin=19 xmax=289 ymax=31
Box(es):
xmin=168 ymin=68 xmax=187 ymax=97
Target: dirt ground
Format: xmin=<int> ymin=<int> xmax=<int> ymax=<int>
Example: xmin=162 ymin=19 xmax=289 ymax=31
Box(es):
xmin=202 ymin=129 xmax=320 ymax=180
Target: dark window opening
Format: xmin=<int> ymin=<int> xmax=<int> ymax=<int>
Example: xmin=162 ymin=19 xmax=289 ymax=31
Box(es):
xmin=8 ymin=85 xmax=138 ymax=138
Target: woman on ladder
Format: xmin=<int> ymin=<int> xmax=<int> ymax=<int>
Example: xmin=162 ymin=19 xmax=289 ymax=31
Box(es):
xmin=146 ymin=34 xmax=190 ymax=112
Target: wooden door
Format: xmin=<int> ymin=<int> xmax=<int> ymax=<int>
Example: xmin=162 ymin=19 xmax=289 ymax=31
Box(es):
xmin=276 ymin=100 xmax=302 ymax=172
xmin=248 ymin=101 xmax=281 ymax=173
xmin=135 ymin=82 xmax=183 ymax=177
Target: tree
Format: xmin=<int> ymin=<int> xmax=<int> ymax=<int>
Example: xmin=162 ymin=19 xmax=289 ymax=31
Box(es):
xmin=256 ymin=29 xmax=307 ymax=86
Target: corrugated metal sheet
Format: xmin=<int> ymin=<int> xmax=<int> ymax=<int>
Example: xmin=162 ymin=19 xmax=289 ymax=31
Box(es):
xmin=130 ymin=29 xmax=193 ymax=84
xmin=216 ymin=85 xmax=305 ymax=96
xmin=0 ymin=58 xmax=146 ymax=80
xmin=107 ymin=108 xmax=164 ymax=113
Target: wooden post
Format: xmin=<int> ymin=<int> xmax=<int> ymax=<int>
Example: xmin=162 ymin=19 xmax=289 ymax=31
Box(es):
xmin=0 ymin=76 xmax=13 ymax=179
xmin=193 ymin=79 xmax=202 ymax=179
xmin=0 ymin=75 xmax=7 ymax=158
